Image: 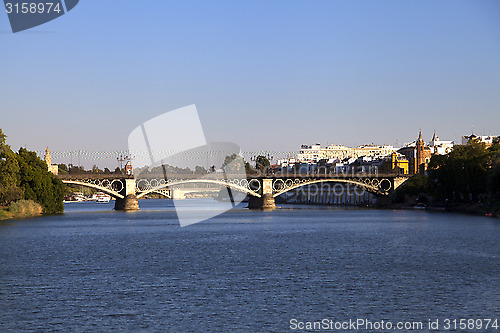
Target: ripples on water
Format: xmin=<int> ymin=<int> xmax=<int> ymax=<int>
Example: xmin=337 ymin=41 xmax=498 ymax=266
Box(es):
xmin=0 ymin=199 xmax=499 ymax=332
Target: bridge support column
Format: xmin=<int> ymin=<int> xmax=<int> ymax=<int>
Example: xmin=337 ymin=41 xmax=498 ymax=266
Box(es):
xmin=114 ymin=178 xmax=139 ymax=211
xmin=248 ymin=179 xmax=276 ymax=210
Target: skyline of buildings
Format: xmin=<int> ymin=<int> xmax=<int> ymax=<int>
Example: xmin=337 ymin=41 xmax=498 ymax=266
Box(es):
xmin=277 ymin=131 xmax=499 ymax=176
xmin=39 ymin=130 xmax=498 ymax=172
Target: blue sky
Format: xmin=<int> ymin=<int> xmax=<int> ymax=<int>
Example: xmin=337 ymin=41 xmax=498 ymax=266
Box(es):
xmin=1 ymin=0 xmax=499 ymax=165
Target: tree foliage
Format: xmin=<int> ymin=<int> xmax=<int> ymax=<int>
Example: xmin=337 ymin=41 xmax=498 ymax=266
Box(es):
xmin=427 ymin=140 xmax=500 ymax=203
xmin=16 ymin=148 xmax=65 ymax=214
xmin=245 ymin=161 xmax=255 ymax=175
xmin=391 ymin=174 xmax=429 ymax=204
xmin=255 ymin=155 xmax=270 ymax=172
xmin=0 ymin=130 xmax=20 ymax=193
xmin=221 ymin=154 xmax=245 ymax=174
xmin=0 ymin=129 xmax=64 ymax=213
xmin=194 ymin=166 xmax=207 ymax=175
xmin=57 ymin=163 xmax=68 ymax=173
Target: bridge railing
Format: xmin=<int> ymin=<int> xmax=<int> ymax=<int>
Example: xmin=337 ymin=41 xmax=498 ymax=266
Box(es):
xmin=57 ymin=172 xmax=407 ymax=180
xmin=56 ymin=174 xmax=134 ymax=180
xmin=248 ymin=172 xmax=409 ymax=179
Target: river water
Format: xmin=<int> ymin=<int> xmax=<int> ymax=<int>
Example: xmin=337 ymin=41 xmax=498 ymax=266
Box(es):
xmin=0 ymin=199 xmax=499 ymax=332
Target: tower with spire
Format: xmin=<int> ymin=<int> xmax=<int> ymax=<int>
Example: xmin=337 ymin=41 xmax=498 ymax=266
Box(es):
xmin=44 ymin=147 xmax=58 ymax=175
xmin=397 ymin=131 xmax=435 ymax=174
xmin=416 ymin=131 xmax=425 ymax=174
xmin=44 ymin=147 xmax=52 ymax=166
xmin=431 ymin=130 xmax=438 ymax=143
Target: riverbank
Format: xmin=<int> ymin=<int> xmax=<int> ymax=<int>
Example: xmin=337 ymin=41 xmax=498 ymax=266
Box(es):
xmin=0 ymin=200 xmax=43 ymax=221
xmin=381 ymin=200 xmax=500 ymax=218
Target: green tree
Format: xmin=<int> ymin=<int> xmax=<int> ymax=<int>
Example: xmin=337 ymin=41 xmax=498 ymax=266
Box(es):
xmin=255 ymin=155 xmax=270 ymax=173
xmin=0 ymin=185 xmax=24 ymax=205
xmin=0 ymin=129 xmax=20 ymax=189
xmin=245 ymin=161 xmax=256 ymax=175
xmin=91 ymin=165 xmax=102 ymax=174
xmin=57 ymin=163 xmax=68 ymax=173
xmin=16 ymin=148 xmax=65 ymax=214
xmin=0 ymin=130 xmax=22 ymax=205
xmin=69 ymin=164 xmax=86 ymax=174
xmin=392 ymin=174 xmax=429 ymax=204
xmin=222 ymin=154 xmax=245 ymax=174
xmin=0 ymin=129 xmax=65 ymax=213
xmin=194 ymin=166 xmax=207 ymax=175
xmin=487 ymin=142 xmax=500 ymax=198
xmin=427 ymin=141 xmax=491 ymax=202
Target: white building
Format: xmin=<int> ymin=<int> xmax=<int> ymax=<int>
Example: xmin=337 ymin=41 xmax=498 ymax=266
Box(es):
xmin=461 ymin=133 xmax=497 ymax=146
xmin=429 ymin=131 xmax=454 ymax=155
xmin=297 ymin=143 xmax=396 ymax=163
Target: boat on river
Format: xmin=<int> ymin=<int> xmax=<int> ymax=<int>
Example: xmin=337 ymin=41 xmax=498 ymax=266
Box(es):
xmin=91 ymin=192 xmax=111 ymax=203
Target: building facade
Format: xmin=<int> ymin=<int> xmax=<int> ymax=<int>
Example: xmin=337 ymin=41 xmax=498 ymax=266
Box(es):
xmin=297 ymin=144 xmax=397 ymax=163
xmin=461 ymin=133 xmax=498 ymax=147
xmin=391 ymin=152 xmax=409 ymax=174
xmin=398 ymin=132 xmax=432 ymax=175
xmin=429 ymin=131 xmax=454 ymax=155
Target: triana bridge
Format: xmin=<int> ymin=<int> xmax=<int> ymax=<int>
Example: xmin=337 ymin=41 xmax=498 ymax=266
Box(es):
xmin=57 ymin=173 xmax=410 ymax=210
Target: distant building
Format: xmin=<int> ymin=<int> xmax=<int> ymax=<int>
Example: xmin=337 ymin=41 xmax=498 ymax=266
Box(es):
xmin=44 ymin=147 xmax=58 ymax=175
xmin=391 ymin=152 xmax=409 ymax=174
xmin=297 ymin=143 xmax=396 ymax=163
xmin=429 ymin=131 xmax=454 ymax=155
xmin=415 ymin=132 xmax=430 ymax=174
xmin=398 ymin=132 xmax=432 ymax=175
xmin=461 ymin=133 xmax=497 ymax=147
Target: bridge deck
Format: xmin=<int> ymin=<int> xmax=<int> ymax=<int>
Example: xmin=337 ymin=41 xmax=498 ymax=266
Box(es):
xmin=57 ymin=173 xmax=408 ymax=180
xmin=57 ymin=174 xmax=134 ymax=180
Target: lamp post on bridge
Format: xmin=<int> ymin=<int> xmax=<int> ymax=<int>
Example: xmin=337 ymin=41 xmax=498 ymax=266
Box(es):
xmin=117 ymin=154 xmax=129 ymax=174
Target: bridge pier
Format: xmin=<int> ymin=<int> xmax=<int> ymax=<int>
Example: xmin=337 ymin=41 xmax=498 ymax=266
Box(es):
xmin=114 ymin=179 xmax=139 ymax=211
xmin=248 ymin=179 xmax=276 ymax=210
xmin=114 ymin=194 xmax=139 ymax=211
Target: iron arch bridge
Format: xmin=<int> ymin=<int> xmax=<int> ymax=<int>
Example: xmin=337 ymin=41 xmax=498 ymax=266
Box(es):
xmin=61 ymin=179 xmax=125 ymax=199
xmin=268 ymin=177 xmax=393 ymax=197
xmin=58 ymin=174 xmax=409 ymax=210
xmin=133 ymin=177 xmax=398 ymax=197
xmin=60 ymin=175 xmax=401 ymax=198
xmin=134 ymin=178 xmax=262 ymax=199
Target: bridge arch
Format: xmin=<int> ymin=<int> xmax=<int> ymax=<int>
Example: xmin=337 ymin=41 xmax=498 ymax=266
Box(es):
xmin=136 ymin=179 xmax=261 ymax=199
xmin=61 ymin=180 xmax=124 ymax=199
xmin=272 ymin=178 xmax=389 ymax=198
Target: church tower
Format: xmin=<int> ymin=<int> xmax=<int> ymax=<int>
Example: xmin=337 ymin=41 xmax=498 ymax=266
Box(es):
xmin=416 ymin=131 xmax=425 ymax=174
xmin=431 ymin=130 xmax=438 ymax=143
xmin=44 ymin=147 xmax=58 ymax=175
xmin=44 ymin=147 xmax=52 ymax=167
